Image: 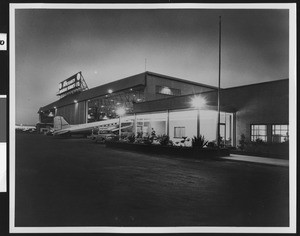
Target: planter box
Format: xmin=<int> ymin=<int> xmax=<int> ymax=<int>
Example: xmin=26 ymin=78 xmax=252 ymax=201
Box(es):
xmin=105 ymin=141 xmax=230 ymax=159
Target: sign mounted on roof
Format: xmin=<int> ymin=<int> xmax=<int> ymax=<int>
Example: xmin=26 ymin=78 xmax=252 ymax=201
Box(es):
xmin=57 ymin=72 xmax=88 ymax=98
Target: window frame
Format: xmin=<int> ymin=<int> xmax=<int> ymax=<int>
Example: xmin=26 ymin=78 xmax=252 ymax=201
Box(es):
xmin=250 ymin=124 xmax=268 ymax=142
xmin=156 ymin=85 xmax=181 ymax=96
xmin=174 ymin=126 xmax=186 ymax=138
xmin=272 ymin=124 xmax=289 ymax=143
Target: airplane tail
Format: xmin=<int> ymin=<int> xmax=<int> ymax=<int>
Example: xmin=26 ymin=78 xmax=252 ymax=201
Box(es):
xmin=53 ymin=116 xmax=70 ymax=131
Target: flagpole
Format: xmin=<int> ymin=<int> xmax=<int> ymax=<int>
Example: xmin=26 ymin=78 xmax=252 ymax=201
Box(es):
xmin=217 ymin=16 xmax=221 ymax=148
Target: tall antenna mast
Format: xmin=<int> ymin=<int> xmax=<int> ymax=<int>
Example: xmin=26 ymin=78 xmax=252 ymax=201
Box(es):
xmin=145 ymin=58 xmax=147 ymax=72
xmin=217 ymin=16 xmax=222 ymax=148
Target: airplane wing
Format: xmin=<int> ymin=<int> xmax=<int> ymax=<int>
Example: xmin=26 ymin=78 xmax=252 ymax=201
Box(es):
xmin=111 ymin=125 xmax=133 ymax=132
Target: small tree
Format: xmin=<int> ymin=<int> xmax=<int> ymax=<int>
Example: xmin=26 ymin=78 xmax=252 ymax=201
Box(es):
xmin=238 ymin=134 xmax=246 ymax=151
xmin=192 ymin=135 xmax=208 ymax=148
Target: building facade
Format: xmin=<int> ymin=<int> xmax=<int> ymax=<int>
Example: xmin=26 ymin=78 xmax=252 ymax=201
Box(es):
xmin=38 ymin=72 xmax=289 ymax=150
xmin=38 ymin=71 xmax=216 ymax=125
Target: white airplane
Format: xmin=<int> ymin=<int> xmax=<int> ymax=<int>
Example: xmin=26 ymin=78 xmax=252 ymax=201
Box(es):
xmin=53 ymin=116 xmax=133 ymax=136
xmin=15 ymin=124 xmax=36 ymax=132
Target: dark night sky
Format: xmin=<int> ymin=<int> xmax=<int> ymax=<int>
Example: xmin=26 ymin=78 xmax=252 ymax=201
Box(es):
xmin=14 ymin=6 xmax=289 ymax=125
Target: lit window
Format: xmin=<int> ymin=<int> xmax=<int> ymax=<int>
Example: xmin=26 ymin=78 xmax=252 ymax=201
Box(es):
xmin=272 ymin=124 xmax=289 ymax=143
xmin=251 ymin=125 xmax=267 ymax=142
xmin=174 ymin=127 xmax=185 ymax=138
xmin=156 ymin=85 xmax=181 ymax=96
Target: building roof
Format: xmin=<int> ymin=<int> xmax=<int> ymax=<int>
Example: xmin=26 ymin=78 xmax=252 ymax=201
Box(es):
xmin=132 ymin=78 xmax=289 ymax=114
xmin=38 ymin=71 xmax=217 ymax=113
xmin=145 ymin=71 xmax=218 ymax=90
xmin=221 ymin=78 xmax=289 ymax=90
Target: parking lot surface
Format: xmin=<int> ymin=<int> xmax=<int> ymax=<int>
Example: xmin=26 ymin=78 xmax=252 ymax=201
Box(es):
xmin=15 ymin=133 xmax=289 ymax=227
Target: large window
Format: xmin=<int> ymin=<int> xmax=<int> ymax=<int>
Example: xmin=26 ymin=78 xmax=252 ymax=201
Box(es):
xmin=156 ymin=85 xmax=181 ymax=96
xmin=272 ymin=124 xmax=289 ymax=143
xmin=251 ymin=125 xmax=267 ymax=142
xmin=174 ymin=127 xmax=185 ymax=138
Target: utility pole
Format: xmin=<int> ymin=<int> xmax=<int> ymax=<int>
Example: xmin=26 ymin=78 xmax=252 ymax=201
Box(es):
xmin=217 ymin=16 xmax=222 ymax=148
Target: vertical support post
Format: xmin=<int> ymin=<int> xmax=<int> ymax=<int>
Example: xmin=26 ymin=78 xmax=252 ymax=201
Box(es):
xmin=166 ymin=110 xmax=169 ymax=136
xmin=224 ymin=112 xmax=227 ymax=146
xmin=233 ymin=112 xmax=237 ymax=147
xmin=197 ymin=109 xmax=200 ymax=138
xmin=85 ymin=100 xmax=88 ymax=123
xmin=217 ymin=16 xmax=222 ymax=148
xmin=118 ymin=116 xmax=121 ymax=139
xmin=229 ymin=114 xmax=232 ymax=146
xmin=134 ymin=113 xmax=137 ymax=137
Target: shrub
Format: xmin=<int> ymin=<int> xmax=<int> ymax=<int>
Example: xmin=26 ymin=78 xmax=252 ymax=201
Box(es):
xmin=109 ymin=135 xmax=119 ymax=142
xmin=192 ymin=135 xmax=208 ymax=148
xmin=127 ymin=134 xmax=136 ymax=143
xmin=255 ymin=138 xmax=264 ymax=144
xmin=238 ymin=134 xmax=246 ymax=151
xmin=157 ymin=134 xmax=170 ymax=146
xmin=136 ymin=131 xmax=143 ymax=138
xmin=207 ymin=141 xmax=217 ymax=148
xmin=142 ymin=136 xmax=153 ymax=145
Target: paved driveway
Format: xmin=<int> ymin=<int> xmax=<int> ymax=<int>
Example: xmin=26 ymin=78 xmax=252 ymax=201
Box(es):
xmin=15 ymin=133 xmax=289 ymax=227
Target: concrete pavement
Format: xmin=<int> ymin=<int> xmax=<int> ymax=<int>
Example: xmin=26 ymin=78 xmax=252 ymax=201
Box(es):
xmin=222 ymin=154 xmax=289 ymax=167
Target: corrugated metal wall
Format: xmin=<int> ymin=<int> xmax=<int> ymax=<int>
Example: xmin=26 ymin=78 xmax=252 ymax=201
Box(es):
xmin=56 ymin=101 xmax=86 ymax=124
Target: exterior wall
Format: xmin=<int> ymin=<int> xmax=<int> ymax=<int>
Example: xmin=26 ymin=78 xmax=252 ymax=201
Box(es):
xmin=169 ymin=110 xmax=197 ymax=146
xmin=220 ymin=80 xmax=289 ymax=144
xmin=144 ymin=74 xmax=215 ymax=101
xmin=134 ymin=79 xmax=289 ymax=147
xmin=56 ymin=101 xmax=86 ymax=125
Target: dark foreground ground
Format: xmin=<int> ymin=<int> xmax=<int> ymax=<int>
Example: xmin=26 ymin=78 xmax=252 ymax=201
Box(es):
xmin=15 ymin=133 xmax=289 ymax=227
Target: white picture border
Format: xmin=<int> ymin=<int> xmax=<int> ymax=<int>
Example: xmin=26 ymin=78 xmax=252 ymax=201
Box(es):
xmin=9 ymin=3 xmax=297 ymax=234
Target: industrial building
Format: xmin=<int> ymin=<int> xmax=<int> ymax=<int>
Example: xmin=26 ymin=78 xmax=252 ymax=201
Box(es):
xmin=38 ymin=71 xmax=289 ymax=149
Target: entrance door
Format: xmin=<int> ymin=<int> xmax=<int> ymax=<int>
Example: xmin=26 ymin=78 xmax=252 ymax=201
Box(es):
xmin=219 ymin=118 xmax=233 ymax=147
xmin=219 ymin=123 xmax=226 ymax=147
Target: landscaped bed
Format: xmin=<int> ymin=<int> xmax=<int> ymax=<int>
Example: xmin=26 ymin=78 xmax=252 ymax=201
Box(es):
xmin=105 ymin=140 xmax=230 ymax=159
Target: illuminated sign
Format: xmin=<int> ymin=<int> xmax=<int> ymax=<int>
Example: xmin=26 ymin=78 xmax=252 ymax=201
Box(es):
xmin=58 ymin=72 xmax=82 ymax=95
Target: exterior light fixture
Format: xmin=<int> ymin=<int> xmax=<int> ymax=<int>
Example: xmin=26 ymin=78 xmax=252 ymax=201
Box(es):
xmin=116 ymin=107 xmax=126 ymax=117
xmin=130 ymin=88 xmax=133 ymax=91
xmin=108 ymin=89 xmax=113 ymax=94
xmin=74 ymin=100 xmax=78 ymax=103
xmin=191 ymin=95 xmax=206 ymax=109
xmin=54 ymin=106 xmax=57 ymax=109
xmin=137 ymin=98 xmax=141 ymax=102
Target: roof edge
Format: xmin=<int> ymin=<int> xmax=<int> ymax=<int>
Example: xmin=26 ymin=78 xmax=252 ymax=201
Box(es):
xmin=146 ymin=71 xmax=218 ymax=90
xmin=222 ymin=78 xmax=289 ymax=90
